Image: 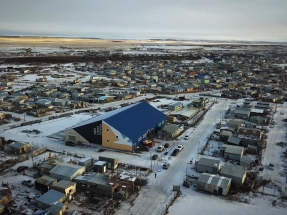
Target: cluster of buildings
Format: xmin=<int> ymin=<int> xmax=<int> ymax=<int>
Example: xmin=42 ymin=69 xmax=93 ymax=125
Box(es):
xmin=194 ymin=98 xmax=277 ymax=197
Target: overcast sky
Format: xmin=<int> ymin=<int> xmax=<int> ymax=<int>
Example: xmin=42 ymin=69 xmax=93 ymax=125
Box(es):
xmin=1 ymin=0 xmax=287 ymax=41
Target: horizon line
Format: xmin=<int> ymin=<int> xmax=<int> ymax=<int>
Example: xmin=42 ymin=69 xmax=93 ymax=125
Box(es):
xmin=0 ymin=34 xmax=287 ymax=44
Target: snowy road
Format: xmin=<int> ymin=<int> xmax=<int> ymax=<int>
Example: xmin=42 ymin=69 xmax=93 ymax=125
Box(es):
xmin=261 ymin=104 xmax=287 ymax=186
xmin=116 ymin=101 xmax=229 ymax=215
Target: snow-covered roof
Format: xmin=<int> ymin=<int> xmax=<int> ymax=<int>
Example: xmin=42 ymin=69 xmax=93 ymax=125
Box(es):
xmin=49 ymin=162 xmax=85 ymax=178
xmin=198 ymin=173 xmax=231 ymax=188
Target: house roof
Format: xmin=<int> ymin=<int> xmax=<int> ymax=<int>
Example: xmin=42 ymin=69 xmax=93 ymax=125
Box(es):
xmin=32 ymin=210 xmax=49 ymax=215
xmin=227 ymin=136 xmax=241 ymax=145
xmin=197 ymin=157 xmax=220 ymax=167
xmin=234 ymin=107 xmax=250 ymax=115
xmin=170 ymin=107 xmax=199 ymax=118
xmin=162 ymin=124 xmax=183 ymax=134
xmin=198 ymin=173 xmax=231 ymax=188
xmin=88 ymin=174 xmax=108 ymax=185
xmin=36 ymin=175 xmax=57 ymax=185
xmin=51 ymin=180 xmax=75 ymax=189
xmin=49 ymin=163 xmax=85 ymax=178
xmin=224 ymin=145 xmax=244 ymax=155
xmin=226 ymin=120 xmax=242 ymax=127
xmin=240 ymin=155 xmax=252 ymax=165
xmin=169 ymin=102 xmax=183 ymax=107
xmin=72 ymin=102 xmax=167 ymax=145
xmin=220 ymin=163 xmax=246 ymax=179
xmin=36 ymin=189 xmax=65 ymax=205
xmin=11 ymin=142 xmax=26 ymax=149
xmin=46 ymin=202 xmax=64 ymax=214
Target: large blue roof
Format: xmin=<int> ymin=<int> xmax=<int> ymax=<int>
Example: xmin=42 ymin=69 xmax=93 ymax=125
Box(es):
xmin=104 ymin=102 xmax=167 ymax=144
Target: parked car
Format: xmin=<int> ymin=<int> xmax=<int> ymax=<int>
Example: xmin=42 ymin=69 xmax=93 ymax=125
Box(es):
xmin=177 ymin=145 xmax=184 ymax=151
xmin=269 ymin=166 xmax=275 ymax=170
xmin=164 ymin=143 xmax=170 ymax=148
xmin=157 ymin=146 xmax=164 ymax=152
xmin=17 ymin=166 xmax=28 ymax=173
xmin=65 ymin=141 xmax=76 ymax=146
xmin=22 ymin=179 xmax=34 ymax=188
xmin=140 ymin=146 xmax=150 ymax=152
xmin=163 ymin=162 xmax=170 ymax=169
xmin=184 ymin=135 xmax=189 ymax=140
xmin=148 ymin=142 xmax=155 ymax=148
xmin=152 ymin=154 xmax=159 ymax=160
xmin=269 ymin=163 xmax=275 ymax=170
xmin=171 ymin=149 xmax=180 ymax=156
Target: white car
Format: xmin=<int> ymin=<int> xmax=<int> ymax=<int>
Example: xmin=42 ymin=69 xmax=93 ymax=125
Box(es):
xmin=157 ymin=146 xmax=164 ymax=152
xmin=184 ymin=135 xmax=189 ymax=140
xmin=177 ymin=145 xmax=184 ymax=151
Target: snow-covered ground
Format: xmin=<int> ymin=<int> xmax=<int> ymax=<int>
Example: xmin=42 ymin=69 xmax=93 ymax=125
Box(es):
xmin=260 ymin=103 xmax=287 ymax=187
xmin=1 ymin=90 xmax=287 ymax=214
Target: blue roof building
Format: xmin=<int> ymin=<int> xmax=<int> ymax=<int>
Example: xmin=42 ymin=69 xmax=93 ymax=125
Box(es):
xmin=65 ymin=102 xmax=167 ymax=151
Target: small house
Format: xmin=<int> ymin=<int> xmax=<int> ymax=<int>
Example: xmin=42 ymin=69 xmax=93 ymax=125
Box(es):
xmin=196 ymin=157 xmax=220 ymax=174
xmin=99 ymin=156 xmax=118 ymax=170
xmin=168 ymin=102 xmax=183 ymax=111
xmin=197 ymin=173 xmax=231 ymax=196
xmin=9 ymin=142 xmax=31 ymax=154
xmin=222 ymin=145 xmax=244 ymax=161
xmin=220 ymin=163 xmax=247 ymax=185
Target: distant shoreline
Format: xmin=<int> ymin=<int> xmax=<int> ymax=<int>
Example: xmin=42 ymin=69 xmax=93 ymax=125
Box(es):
xmin=0 ymin=36 xmax=286 ymax=49
xmin=0 ymin=35 xmax=286 ymax=44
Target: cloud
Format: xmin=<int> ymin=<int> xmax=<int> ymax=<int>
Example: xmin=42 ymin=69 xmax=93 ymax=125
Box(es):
xmin=0 ymin=0 xmax=286 ymax=41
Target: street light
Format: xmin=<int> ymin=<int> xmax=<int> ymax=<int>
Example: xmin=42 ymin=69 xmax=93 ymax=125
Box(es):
xmin=108 ymin=182 xmax=114 ymax=210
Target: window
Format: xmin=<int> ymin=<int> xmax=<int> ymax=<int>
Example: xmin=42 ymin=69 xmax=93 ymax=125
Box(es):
xmin=107 ymin=129 xmax=109 ymax=131
xmin=107 ymin=139 xmax=109 ymax=142
xmin=116 ymin=136 xmax=118 ymax=138
xmin=94 ymin=125 xmax=102 ymax=135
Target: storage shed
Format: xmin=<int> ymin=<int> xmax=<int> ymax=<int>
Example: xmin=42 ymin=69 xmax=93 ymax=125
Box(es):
xmin=35 ymin=175 xmax=58 ymax=192
xmin=93 ymin=161 xmax=108 ymax=173
xmin=220 ymin=163 xmax=247 ymax=185
xmin=197 ymin=173 xmax=231 ymax=196
xmin=9 ymin=142 xmax=31 ymax=154
xmin=196 ymin=157 xmax=220 ymax=174
xmin=99 ymin=156 xmax=118 ymax=170
xmin=36 ymin=189 xmax=66 ymax=209
xmin=49 ymin=163 xmax=86 ymax=181
xmin=168 ymin=102 xmax=183 ymax=111
xmin=51 ymin=180 xmax=76 ymax=200
xmin=162 ymin=124 xmax=184 ymax=139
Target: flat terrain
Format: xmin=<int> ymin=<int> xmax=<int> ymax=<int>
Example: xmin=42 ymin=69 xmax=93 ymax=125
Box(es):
xmin=0 ymin=37 xmax=196 ymax=49
xmin=0 ymin=36 xmax=283 ymax=48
